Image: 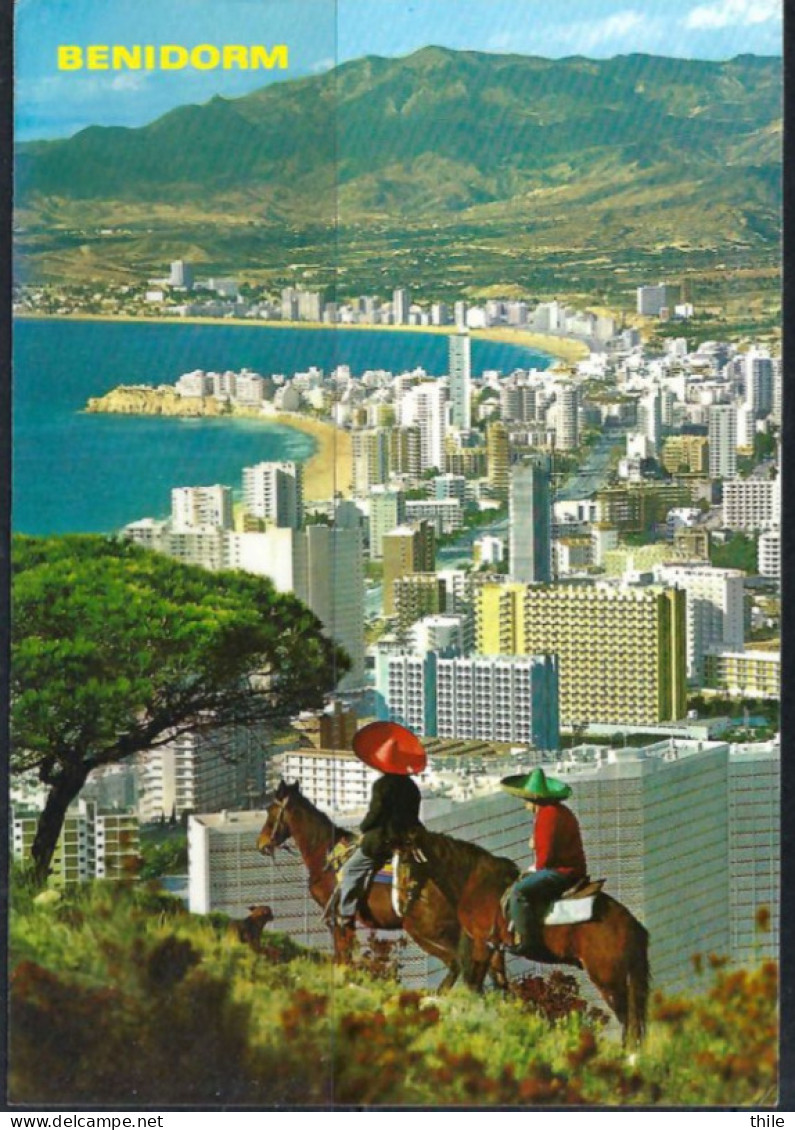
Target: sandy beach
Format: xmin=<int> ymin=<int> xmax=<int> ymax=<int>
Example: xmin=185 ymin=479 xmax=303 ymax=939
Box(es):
xmin=269 ymin=410 xmax=353 ymax=501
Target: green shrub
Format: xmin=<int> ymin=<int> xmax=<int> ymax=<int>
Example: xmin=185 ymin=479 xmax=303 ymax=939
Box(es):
xmin=8 ymin=881 xmax=778 ymax=1107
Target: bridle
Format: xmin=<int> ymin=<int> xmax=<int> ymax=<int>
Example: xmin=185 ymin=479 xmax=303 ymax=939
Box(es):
xmin=259 ymin=795 xmax=295 ymax=856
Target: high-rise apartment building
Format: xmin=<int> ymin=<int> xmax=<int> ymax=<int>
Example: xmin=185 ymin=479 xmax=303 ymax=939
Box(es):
xmin=708 ymin=404 xmax=738 ymax=480
xmin=277 ymin=748 xmax=382 ymax=813
xmin=636 ymin=283 xmax=676 ymax=317
xmin=294 ymin=523 xmax=366 ymax=688
xmin=723 ymin=477 xmax=780 ymax=530
xmin=486 ymin=421 xmax=511 ymax=496
xmin=448 ymin=332 xmax=472 ymax=430
xmin=477 ymin=582 xmax=687 ymax=725
xmin=382 ymin=522 xmax=436 ymax=616
xmin=352 ymin=428 xmax=391 ymax=495
xmin=661 ymin=435 xmax=710 ymax=477
xmin=242 ymin=461 xmax=304 ymax=528
xmin=169 ymin=259 xmax=194 ymax=290
xmin=377 ymin=652 xmax=558 ymax=747
xmin=393 ymin=288 xmax=411 ymax=325
xmin=436 ymin=655 xmax=559 ymax=747
xmin=744 ymin=347 xmax=774 ymax=419
xmin=500 ymin=378 xmax=538 ymax=424
xmin=405 ymin=498 xmax=464 ymax=536
xmin=400 ymin=382 xmax=449 ymax=472
xmin=11 ymin=799 xmax=140 ymax=886
xmin=509 ymin=459 xmax=552 ymax=583
xmin=368 ymin=487 xmax=406 ymax=560
xmin=555 ymin=381 xmax=580 ymax=451
xmin=171 ymin=485 xmax=233 ymax=531
xmin=389 ymin=425 xmax=423 ymax=478
xmin=137 ymin=721 xmax=271 ymax=822
xmin=655 ymin=565 xmax=745 ymax=683
xmin=392 ymin=573 xmax=446 ymax=629
xmin=758 ymin=528 xmax=780 ymax=579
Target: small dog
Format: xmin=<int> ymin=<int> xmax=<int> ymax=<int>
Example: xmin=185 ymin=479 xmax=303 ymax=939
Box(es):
xmin=236 ymin=904 xmax=274 ymax=951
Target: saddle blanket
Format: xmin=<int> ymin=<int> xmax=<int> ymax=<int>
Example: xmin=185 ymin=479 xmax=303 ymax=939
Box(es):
xmin=501 ymin=883 xmax=598 ymax=927
xmin=544 ymin=895 xmax=595 ymax=926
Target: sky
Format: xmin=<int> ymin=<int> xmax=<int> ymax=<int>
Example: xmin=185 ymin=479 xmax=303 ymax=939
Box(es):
xmin=15 ymin=0 xmax=784 ymax=141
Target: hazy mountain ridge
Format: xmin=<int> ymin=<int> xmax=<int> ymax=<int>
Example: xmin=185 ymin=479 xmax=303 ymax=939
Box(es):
xmin=14 ymin=47 xmax=781 ymax=289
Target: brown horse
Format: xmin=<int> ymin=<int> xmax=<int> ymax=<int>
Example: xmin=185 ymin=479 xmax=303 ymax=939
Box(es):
xmin=407 ymin=826 xmax=650 ymax=1045
xmin=256 ymin=780 xmax=509 ymax=991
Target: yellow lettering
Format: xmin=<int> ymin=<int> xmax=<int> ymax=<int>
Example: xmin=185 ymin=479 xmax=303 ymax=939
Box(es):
xmin=112 ymin=46 xmax=141 ymax=69
xmin=161 ymin=45 xmax=189 ymax=70
xmin=190 ymin=44 xmax=220 ymax=70
xmin=144 ymin=45 xmax=155 ymax=69
xmin=249 ymin=44 xmax=288 ymax=69
xmin=222 ymin=45 xmax=249 ymax=69
xmin=86 ymin=45 xmax=109 ymax=69
xmin=57 ymin=45 xmax=83 ymax=70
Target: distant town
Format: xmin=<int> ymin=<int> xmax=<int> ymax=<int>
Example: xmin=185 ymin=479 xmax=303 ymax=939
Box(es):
xmin=13 ymin=258 xmax=696 ymax=350
xmin=12 ymin=260 xmax=780 ymax=995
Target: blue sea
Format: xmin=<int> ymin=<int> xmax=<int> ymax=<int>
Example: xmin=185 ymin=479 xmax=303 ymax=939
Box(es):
xmin=12 ymin=319 xmax=550 ymax=535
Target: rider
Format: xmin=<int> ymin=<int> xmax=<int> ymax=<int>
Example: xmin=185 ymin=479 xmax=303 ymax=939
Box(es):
xmin=334 ymin=721 xmax=426 ymax=929
xmin=500 ymin=766 xmax=587 ymax=958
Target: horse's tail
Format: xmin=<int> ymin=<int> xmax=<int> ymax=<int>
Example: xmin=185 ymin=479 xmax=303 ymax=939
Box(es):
xmin=625 ymin=920 xmax=651 ymax=1046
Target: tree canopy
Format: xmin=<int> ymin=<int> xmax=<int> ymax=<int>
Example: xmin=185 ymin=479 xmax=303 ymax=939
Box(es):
xmin=11 ymin=535 xmax=348 ymax=882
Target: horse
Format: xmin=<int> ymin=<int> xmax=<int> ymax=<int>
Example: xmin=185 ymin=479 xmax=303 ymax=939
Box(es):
xmin=406 ymin=826 xmax=650 ymax=1046
xmin=256 ymin=780 xmax=509 ymax=992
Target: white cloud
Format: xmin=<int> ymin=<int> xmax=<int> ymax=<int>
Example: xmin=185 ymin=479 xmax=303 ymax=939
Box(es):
xmin=555 ymin=10 xmax=662 ymax=54
xmin=109 ymin=72 xmax=153 ymax=93
xmin=309 ymin=56 xmax=336 ymax=73
xmin=685 ymin=0 xmax=780 ymax=30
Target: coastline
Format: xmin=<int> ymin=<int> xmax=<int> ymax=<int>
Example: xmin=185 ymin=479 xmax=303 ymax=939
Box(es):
xmin=84 ymin=387 xmax=352 ymax=502
xmin=15 ymin=310 xmax=588 ymax=364
xmin=270 ymin=409 xmax=352 ymax=501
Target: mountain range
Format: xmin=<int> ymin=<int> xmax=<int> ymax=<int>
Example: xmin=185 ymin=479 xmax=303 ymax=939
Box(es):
xmin=14 ymin=47 xmax=782 ymax=293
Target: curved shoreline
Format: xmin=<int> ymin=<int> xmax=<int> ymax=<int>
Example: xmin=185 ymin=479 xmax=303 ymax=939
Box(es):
xmin=85 ymin=388 xmax=352 ymax=501
xmin=15 ymin=310 xmax=588 ymax=364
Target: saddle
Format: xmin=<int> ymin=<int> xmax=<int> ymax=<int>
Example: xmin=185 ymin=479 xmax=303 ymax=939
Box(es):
xmin=325 ymin=838 xmax=409 ymax=919
xmin=500 ymin=877 xmax=606 ymax=930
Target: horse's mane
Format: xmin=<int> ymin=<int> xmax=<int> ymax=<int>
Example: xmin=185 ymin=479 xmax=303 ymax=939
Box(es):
xmin=289 ymin=788 xmax=354 ymax=848
xmin=418 ymin=827 xmax=519 ymax=892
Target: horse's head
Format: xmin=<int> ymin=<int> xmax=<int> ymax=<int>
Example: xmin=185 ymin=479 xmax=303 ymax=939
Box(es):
xmin=257 ymin=779 xmax=301 ymax=857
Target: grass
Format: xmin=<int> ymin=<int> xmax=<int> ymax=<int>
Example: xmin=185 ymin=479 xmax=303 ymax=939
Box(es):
xmin=8 ymin=879 xmax=778 ymax=1108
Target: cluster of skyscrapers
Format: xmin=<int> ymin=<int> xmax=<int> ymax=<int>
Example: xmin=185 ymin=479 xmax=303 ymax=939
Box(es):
xmin=12 ymin=299 xmax=780 ymax=1000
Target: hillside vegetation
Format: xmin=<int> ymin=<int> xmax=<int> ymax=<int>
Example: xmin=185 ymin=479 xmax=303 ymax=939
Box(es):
xmin=15 ymin=49 xmax=781 ymax=306
xmin=9 ymin=880 xmax=777 ymax=1107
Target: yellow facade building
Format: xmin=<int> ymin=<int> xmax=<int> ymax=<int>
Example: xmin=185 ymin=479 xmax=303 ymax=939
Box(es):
xmin=477 ymin=581 xmax=687 ymax=725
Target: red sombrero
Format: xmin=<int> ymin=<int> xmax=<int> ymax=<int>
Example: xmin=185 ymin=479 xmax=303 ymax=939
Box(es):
xmin=352 ymin=721 xmax=427 ymax=776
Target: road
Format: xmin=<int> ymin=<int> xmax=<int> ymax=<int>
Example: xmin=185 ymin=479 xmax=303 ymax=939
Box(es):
xmin=365 ymin=429 xmax=624 ymax=609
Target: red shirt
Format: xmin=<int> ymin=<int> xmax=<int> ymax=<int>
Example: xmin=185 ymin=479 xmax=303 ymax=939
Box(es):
xmin=533 ymin=803 xmax=587 ymax=879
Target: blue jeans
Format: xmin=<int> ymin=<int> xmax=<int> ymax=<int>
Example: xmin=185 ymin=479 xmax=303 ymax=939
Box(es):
xmin=338 ymin=845 xmax=386 ymax=920
xmin=508 ymin=869 xmax=572 ymax=950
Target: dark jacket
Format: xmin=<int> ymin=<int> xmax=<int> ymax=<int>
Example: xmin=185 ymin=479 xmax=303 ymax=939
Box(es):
xmin=359 ymin=773 xmax=422 ymax=859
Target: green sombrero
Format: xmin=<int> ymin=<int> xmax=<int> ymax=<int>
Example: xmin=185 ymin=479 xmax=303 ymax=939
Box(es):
xmin=499 ymin=767 xmax=572 ymax=802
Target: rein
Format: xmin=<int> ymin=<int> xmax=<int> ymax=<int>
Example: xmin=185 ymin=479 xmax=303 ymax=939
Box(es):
xmin=268 ymin=797 xmax=297 ymax=855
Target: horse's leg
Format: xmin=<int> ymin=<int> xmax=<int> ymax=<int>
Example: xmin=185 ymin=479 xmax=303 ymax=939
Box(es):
xmin=332 ymin=922 xmax=356 ymax=963
xmin=437 ymin=962 xmax=460 ymax=992
xmin=488 ymin=946 xmax=509 ymax=992
xmin=461 ymin=935 xmax=492 ymax=992
xmin=572 ymin=932 xmax=630 ymax=1042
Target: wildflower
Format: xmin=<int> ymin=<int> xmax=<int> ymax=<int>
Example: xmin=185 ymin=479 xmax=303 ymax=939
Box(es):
xmin=755 ymin=906 xmax=771 ymax=933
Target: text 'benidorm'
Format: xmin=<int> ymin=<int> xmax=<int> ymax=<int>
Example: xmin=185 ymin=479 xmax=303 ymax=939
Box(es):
xmin=57 ymin=44 xmax=289 ymax=71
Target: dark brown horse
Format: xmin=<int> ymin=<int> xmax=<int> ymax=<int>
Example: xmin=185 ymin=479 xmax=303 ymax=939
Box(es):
xmin=256 ymin=780 xmax=509 ymax=991
xmin=409 ymin=826 xmax=650 ymax=1045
